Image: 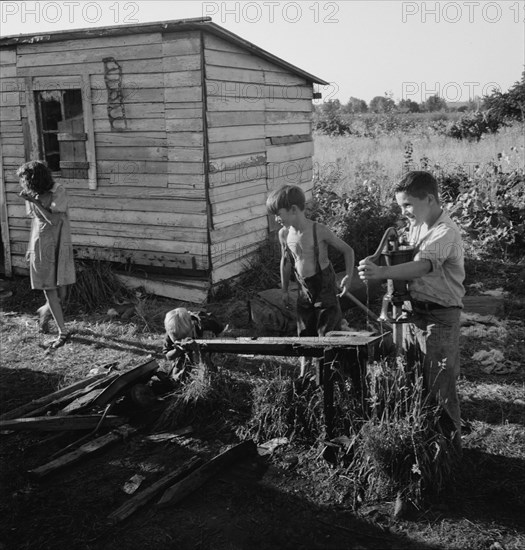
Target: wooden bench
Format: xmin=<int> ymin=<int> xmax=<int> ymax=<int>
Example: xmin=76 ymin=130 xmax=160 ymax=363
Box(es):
xmin=183 ymin=333 xmax=387 ymax=438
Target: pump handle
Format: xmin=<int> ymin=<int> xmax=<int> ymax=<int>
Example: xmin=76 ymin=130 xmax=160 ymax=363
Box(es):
xmin=366 ymin=227 xmax=399 ymax=264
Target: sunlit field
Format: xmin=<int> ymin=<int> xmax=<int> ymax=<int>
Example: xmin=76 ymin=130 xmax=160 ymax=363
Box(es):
xmin=313 ymin=122 xmax=525 ymax=197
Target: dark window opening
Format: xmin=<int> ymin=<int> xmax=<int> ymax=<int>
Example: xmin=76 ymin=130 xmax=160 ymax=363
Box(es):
xmin=35 ymin=89 xmax=88 ymax=178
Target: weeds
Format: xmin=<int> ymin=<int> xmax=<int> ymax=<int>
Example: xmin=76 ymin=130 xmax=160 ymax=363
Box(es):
xmin=344 ymin=360 xmax=456 ymax=507
xmin=240 ymin=372 xmax=324 ymax=444
xmin=155 ymin=366 xmax=251 ymax=432
xmin=69 ymin=260 xmax=134 ymax=312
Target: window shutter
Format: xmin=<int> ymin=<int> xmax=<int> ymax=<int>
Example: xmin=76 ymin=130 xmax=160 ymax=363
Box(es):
xmin=57 ymin=116 xmax=89 ymax=179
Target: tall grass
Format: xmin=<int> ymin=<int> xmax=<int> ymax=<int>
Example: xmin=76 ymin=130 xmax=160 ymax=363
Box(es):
xmin=236 ymin=355 xmax=455 ymax=509
xmin=347 ymin=361 xmax=456 ymax=506
xmin=313 ymin=122 xmax=525 ymax=196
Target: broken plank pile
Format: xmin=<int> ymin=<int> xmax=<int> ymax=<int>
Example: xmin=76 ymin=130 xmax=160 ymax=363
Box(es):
xmin=2 ymin=356 xmax=265 ymax=529
xmin=0 ymin=358 xmax=160 ymax=475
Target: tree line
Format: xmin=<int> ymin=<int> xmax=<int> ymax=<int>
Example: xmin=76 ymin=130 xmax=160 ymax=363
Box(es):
xmin=317 ymin=73 xmax=524 ymax=118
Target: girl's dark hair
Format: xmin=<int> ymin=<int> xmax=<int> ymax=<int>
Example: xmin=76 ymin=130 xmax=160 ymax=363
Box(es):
xmin=17 ymin=160 xmax=54 ymax=195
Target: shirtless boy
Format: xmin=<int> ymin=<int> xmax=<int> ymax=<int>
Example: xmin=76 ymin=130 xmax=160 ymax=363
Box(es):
xmin=266 ymin=185 xmax=355 ymax=364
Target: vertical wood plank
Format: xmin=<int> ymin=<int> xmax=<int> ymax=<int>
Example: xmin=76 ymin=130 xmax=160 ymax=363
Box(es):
xmin=200 ymin=30 xmax=213 ymax=275
xmin=0 ymin=134 xmax=13 ymax=276
xmin=24 ymin=77 xmax=39 ymax=160
xmin=81 ymin=73 xmax=97 ymax=190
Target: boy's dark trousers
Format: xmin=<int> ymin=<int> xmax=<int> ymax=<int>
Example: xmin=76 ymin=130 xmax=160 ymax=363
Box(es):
xmin=402 ymin=303 xmax=462 ymax=453
xmin=296 ymin=264 xmax=342 ymax=337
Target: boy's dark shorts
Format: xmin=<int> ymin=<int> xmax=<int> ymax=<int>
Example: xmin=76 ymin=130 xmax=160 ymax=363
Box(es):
xmin=296 ymin=264 xmax=342 ymax=337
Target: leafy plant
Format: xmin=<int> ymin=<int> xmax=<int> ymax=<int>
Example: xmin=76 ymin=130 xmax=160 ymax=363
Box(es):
xmin=483 ymin=71 xmax=525 ymax=122
xmin=448 ymin=153 xmax=525 ymax=259
xmin=444 ymin=110 xmax=507 ymax=141
xmin=310 ymin=174 xmax=400 ymax=264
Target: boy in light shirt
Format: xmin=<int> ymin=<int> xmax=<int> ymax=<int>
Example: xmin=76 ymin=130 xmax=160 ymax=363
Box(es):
xmin=359 ymin=171 xmax=465 ymax=455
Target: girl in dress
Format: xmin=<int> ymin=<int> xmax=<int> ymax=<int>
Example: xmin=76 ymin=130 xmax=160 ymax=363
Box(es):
xmin=18 ymin=161 xmax=76 ymax=349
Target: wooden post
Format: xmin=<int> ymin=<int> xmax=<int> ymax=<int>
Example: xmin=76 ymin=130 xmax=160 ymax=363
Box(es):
xmin=81 ymin=72 xmax=97 ymax=190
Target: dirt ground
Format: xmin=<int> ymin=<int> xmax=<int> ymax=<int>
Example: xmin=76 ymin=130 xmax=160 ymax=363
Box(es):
xmin=1 ymin=261 xmax=524 ymax=550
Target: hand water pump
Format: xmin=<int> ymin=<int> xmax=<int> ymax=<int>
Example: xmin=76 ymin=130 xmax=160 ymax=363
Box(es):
xmin=366 ymin=226 xmax=415 ymax=347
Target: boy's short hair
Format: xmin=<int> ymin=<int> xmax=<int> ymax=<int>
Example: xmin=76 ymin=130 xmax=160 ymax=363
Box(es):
xmin=164 ymin=308 xmax=195 ymax=341
xmin=17 ymin=160 xmax=54 ymax=195
xmin=394 ymin=171 xmax=440 ymax=201
xmin=266 ymin=185 xmax=306 ymax=214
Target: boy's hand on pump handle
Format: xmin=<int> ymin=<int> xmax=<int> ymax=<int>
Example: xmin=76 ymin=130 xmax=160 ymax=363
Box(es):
xmin=358 ymin=258 xmax=382 ymax=281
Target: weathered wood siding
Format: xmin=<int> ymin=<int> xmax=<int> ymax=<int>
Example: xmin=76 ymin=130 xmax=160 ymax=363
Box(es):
xmin=0 ymin=47 xmax=22 ymax=276
xmin=2 ymin=32 xmax=209 ymax=274
xmin=1 ymin=46 xmax=26 ymax=273
xmin=2 ymin=26 xmax=319 ymax=293
xmin=203 ymin=34 xmax=313 ymax=283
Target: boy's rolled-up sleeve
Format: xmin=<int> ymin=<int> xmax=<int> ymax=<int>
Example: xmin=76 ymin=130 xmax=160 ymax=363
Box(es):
xmin=415 ymin=224 xmax=461 ymax=273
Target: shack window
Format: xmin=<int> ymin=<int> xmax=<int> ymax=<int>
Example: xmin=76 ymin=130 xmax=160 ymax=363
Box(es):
xmin=35 ymin=89 xmax=88 ymax=178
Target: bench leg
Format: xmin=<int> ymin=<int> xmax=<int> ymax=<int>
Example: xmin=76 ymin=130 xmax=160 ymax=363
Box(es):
xmin=322 ymin=349 xmax=339 ymax=440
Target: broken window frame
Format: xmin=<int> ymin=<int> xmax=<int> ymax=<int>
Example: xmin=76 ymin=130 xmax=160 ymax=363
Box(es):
xmin=26 ymin=75 xmax=97 ymax=190
xmin=34 ymin=88 xmax=88 ymax=179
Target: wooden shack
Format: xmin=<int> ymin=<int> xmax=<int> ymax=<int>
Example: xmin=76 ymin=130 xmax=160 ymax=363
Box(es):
xmin=0 ymin=17 xmax=327 ymax=302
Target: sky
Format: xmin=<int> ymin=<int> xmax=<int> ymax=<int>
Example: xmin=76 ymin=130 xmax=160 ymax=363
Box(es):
xmin=0 ymin=0 xmax=523 ymax=105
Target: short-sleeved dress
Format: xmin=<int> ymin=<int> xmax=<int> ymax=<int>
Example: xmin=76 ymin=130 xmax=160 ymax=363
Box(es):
xmin=26 ymin=183 xmax=76 ymax=290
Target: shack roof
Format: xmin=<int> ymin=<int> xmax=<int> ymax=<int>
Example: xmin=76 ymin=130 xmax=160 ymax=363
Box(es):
xmin=0 ymin=16 xmax=329 ymax=85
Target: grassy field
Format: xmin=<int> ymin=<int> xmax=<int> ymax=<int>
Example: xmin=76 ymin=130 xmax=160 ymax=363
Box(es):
xmin=0 ymin=124 xmax=524 ymax=549
xmin=313 ymin=122 xmax=524 ymax=198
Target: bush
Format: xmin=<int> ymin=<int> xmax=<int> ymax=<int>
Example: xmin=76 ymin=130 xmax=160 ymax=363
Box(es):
xmin=444 ymin=110 xmax=507 ymax=141
xmin=310 ymin=176 xmax=400 ymax=264
xmin=448 ymin=151 xmax=525 ymax=259
xmin=483 ymin=72 xmax=525 ymax=122
xmin=313 ymin=113 xmax=352 ymax=136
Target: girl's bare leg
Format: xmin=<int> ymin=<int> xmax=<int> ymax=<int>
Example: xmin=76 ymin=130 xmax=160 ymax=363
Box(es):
xmin=43 ymin=288 xmax=67 ymax=335
xmin=58 ymin=285 xmax=68 ymax=308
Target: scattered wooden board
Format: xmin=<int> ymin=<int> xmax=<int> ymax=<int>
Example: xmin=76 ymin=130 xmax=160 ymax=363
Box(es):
xmin=157 ymin=440 xmax=257 ymax=508
xmin=0 ymin=372 xmax=109 ymax=421
xmin=145 ymin=426 xmax=194 ymax=442
xmin=108 ymin=455 xmax=203 ymax=524
xmin=28 ymin=425 xmax=137 ymax=478
xmin=58 ymin=374 xmax=120 ymax=415
xmin=0 ymin=415 xmax=126 ymax=432
xmin=29 ymin=374 xmax=118 ymax=417
xmin=91 ymin=359 xmax=159 ymax=408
